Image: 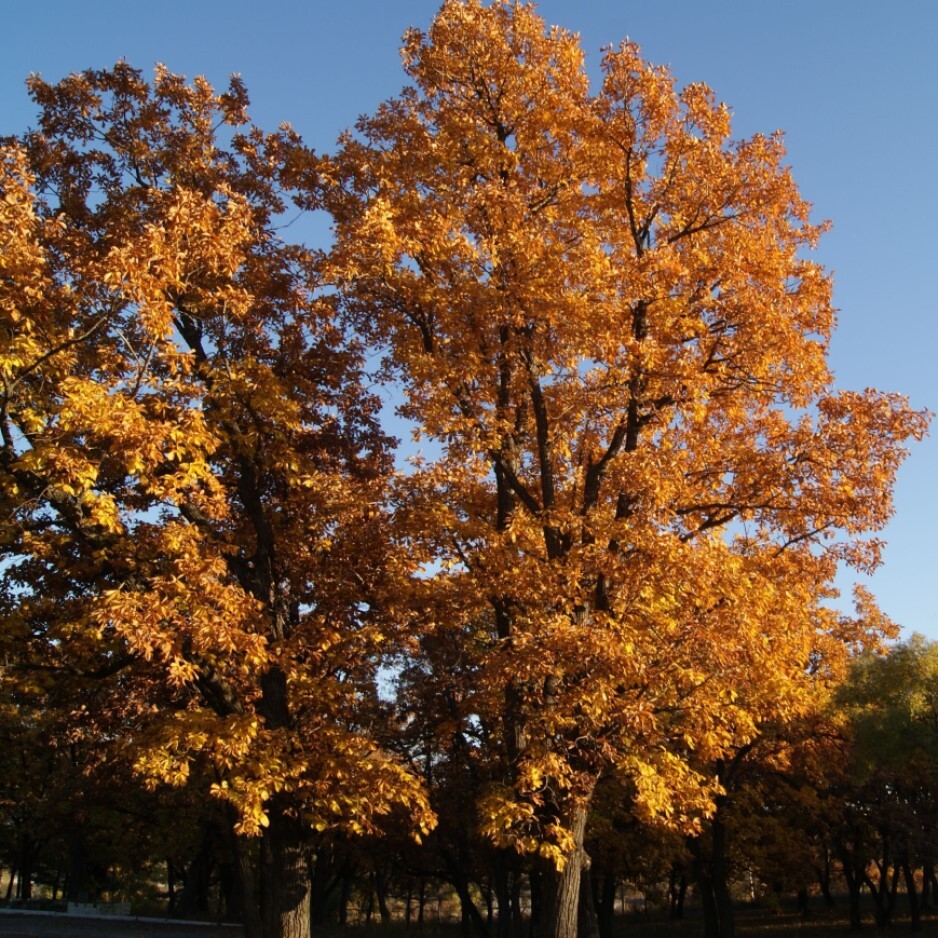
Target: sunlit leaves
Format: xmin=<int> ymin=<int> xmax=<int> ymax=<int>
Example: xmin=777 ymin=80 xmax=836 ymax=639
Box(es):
xmin=0 ymin=62 xmax=433 ymax=867
xmin=327 ymin=0 xmax=928 ymax=867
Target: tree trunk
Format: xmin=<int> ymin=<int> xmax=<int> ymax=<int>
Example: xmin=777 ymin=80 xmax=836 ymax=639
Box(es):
xmin=338 ymin=867 xmax=353 ymax=926
xmin=167 ymin=857 xmax=177 ymax=915
xmin=66 ymin=833 xmax=89 ymax=903
xmin=818 ymin=867 xmax=835 ymax=910
xmin=16 ymin=836 xmax=34 ymax=901
xmin=921 ymin=863 xmax=933 ymax=911
xmin=494 ymin=852 xmax=512 ymax=938
xmin=711 ymin=817 xmax=734 ymax=938
xmin=537 ymin=804 xmax=588 ymax=938
xmin=697 ymin=874 xmax=720 ymax=938
xmin=232 ymin=828 xmax=262 ymax=938
xmin=844 ymin=869 xmax=863 ymax=931
xmin=864 ymin=862 xmax=896 ymax=929
xmin=797 ymin=888 xmax=809 ymax=918
xmin=180 ymin=829 xmax=214 ymax=917
xmin=668 ymin=867 xmax=687 ymax=920
xmin=375 ymin=863 xmax=392 ymax=925
xmin=450 ymin=869 xmax=489 ymax=938
xmin=689 ymin=836 xmax=719 ymax=938
xmin=511 ymin=858 xmax=524 ymax=938
xmin=260 ymin=803 xmax=311 ymax=938
xmin=577 ymin=866 xmax=600 ymax=938
xmin=596 ymin=871 xmax=616 ymax=938
xmin=903 ymin=862 xmax=921 ymax=932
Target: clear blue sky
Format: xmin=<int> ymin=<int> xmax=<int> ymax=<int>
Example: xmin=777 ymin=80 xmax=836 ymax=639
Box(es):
xmin=3 ymin=1 xmax=936 ymax=640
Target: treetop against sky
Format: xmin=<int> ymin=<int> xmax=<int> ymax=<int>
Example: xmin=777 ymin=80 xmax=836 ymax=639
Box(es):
xmin=2 ymin=0 xmax=935 ymax=638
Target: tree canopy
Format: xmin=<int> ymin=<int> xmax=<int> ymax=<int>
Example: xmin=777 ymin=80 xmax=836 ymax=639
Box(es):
xmin=0 ymin=4 xmax=930 ymax=938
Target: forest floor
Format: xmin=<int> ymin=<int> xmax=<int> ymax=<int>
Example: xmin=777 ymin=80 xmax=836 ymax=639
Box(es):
xmin=2 ymin=905 xmax=938 ymax=938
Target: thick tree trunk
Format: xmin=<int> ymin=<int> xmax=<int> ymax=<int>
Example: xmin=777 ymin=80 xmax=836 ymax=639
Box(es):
xmin=16 ymin=836 xmax=35 ymax=901
xmin=797 ymin=888 xmax=809 ymax=918
xmin=846 ymin=874 xmax=863 ymax=931
xmin=689 ymin=837 xmax=719 ymax=938
xmin=338 ymin=868 xmax=353 ymax=926
xmin=864 ymin=863 xmax=897 ymax=929
xmin=450 ymin=868 xmax=489 ymax=938
xmin=818 ymin=869 xmax=835 ymax=910
xmin=261 ymin=804 xmax=311 ymax=938
xmin=66 ymin=833 xmax=88 ymax=902
xmin=697 ymin=874 xmax=720 ymax=938
xmin=537 ymin=804 xmax=589 ymax=938
xmin=690 ymin=819 xmax=733 ymax=938
xmin=511 ymin=858 xmax=524 ymax=938
xmin=167 ymin=858 xmax=177 ymax=915
xmin=494 ymin=852 xmax=513 ymax=938
xmin=921 ymin=864 xmax=933 ymax=911
xmin=179 ymin=828 xmax=214 ymax=917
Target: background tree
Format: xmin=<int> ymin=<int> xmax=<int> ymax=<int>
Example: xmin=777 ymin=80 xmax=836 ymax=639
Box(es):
xmin=326 ymin=3 xmax=929 ymax=937
xmin=834 ymin=636 xmax=938 ymax=930
xmin=0 ymin=65 xmax=432 ymax=938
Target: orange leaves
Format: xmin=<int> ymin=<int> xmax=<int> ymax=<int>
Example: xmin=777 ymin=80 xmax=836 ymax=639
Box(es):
xmin=1 ymin=61 xmax=437 ymax=859
xmin=105 ymin=185 xmax=255 ymax=339
xmin=327 ymin=0 xmax=929 ymax=866
xmin=0 ymin=5 xmax=929 ymax=892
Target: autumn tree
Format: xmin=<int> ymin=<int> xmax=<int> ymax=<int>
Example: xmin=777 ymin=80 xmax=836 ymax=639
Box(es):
xmin=0 ymin=65 xmax=432 ymax=938
xmin=324 ymin=3 xmax=929 ymax=937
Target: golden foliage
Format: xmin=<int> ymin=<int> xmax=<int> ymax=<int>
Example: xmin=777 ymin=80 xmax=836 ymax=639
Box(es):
xmin=326 ymin=0 xmax=928 ymax=864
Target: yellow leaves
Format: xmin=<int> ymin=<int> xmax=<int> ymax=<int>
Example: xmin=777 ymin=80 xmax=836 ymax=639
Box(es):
xmin=105 ymin=186 xmax=254 ymax=339
xmin=478 ymin=783 xmax=583 ymax=871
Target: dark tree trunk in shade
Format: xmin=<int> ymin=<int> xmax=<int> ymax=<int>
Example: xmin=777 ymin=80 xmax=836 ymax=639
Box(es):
xmin=903 ymin=862 xmax=922 ymax=932
xmin=711 ymin=816 xmax=734 ymax=938
xmin=232 ymin=827 xmax=262 ymax=938
xmin=577 ymin=867 xmax=600 ymax=938
xmin=375 ymin=863 xmax=392 ymax=924
xmin=669 ymin=867 xmax=687 ymax=920
xmin=595 ymin=871 xmax=616 ymax=938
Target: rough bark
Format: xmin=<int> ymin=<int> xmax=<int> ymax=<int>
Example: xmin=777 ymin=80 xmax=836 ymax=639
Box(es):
xmin=260 ymin=804 xmax=311 ymax=938
xmin=538 ymin=804 xmax=589 ymax=938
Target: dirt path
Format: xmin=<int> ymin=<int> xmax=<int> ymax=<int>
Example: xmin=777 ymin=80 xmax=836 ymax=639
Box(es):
xmin=0 ymin=911 xmax=243 ymax=938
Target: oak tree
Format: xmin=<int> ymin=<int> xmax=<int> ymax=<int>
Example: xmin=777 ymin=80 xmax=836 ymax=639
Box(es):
xmin=0 ymin=65 xmax=432 ymax=938
xmin=325 ymin=3 xmax=929 ymax=936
